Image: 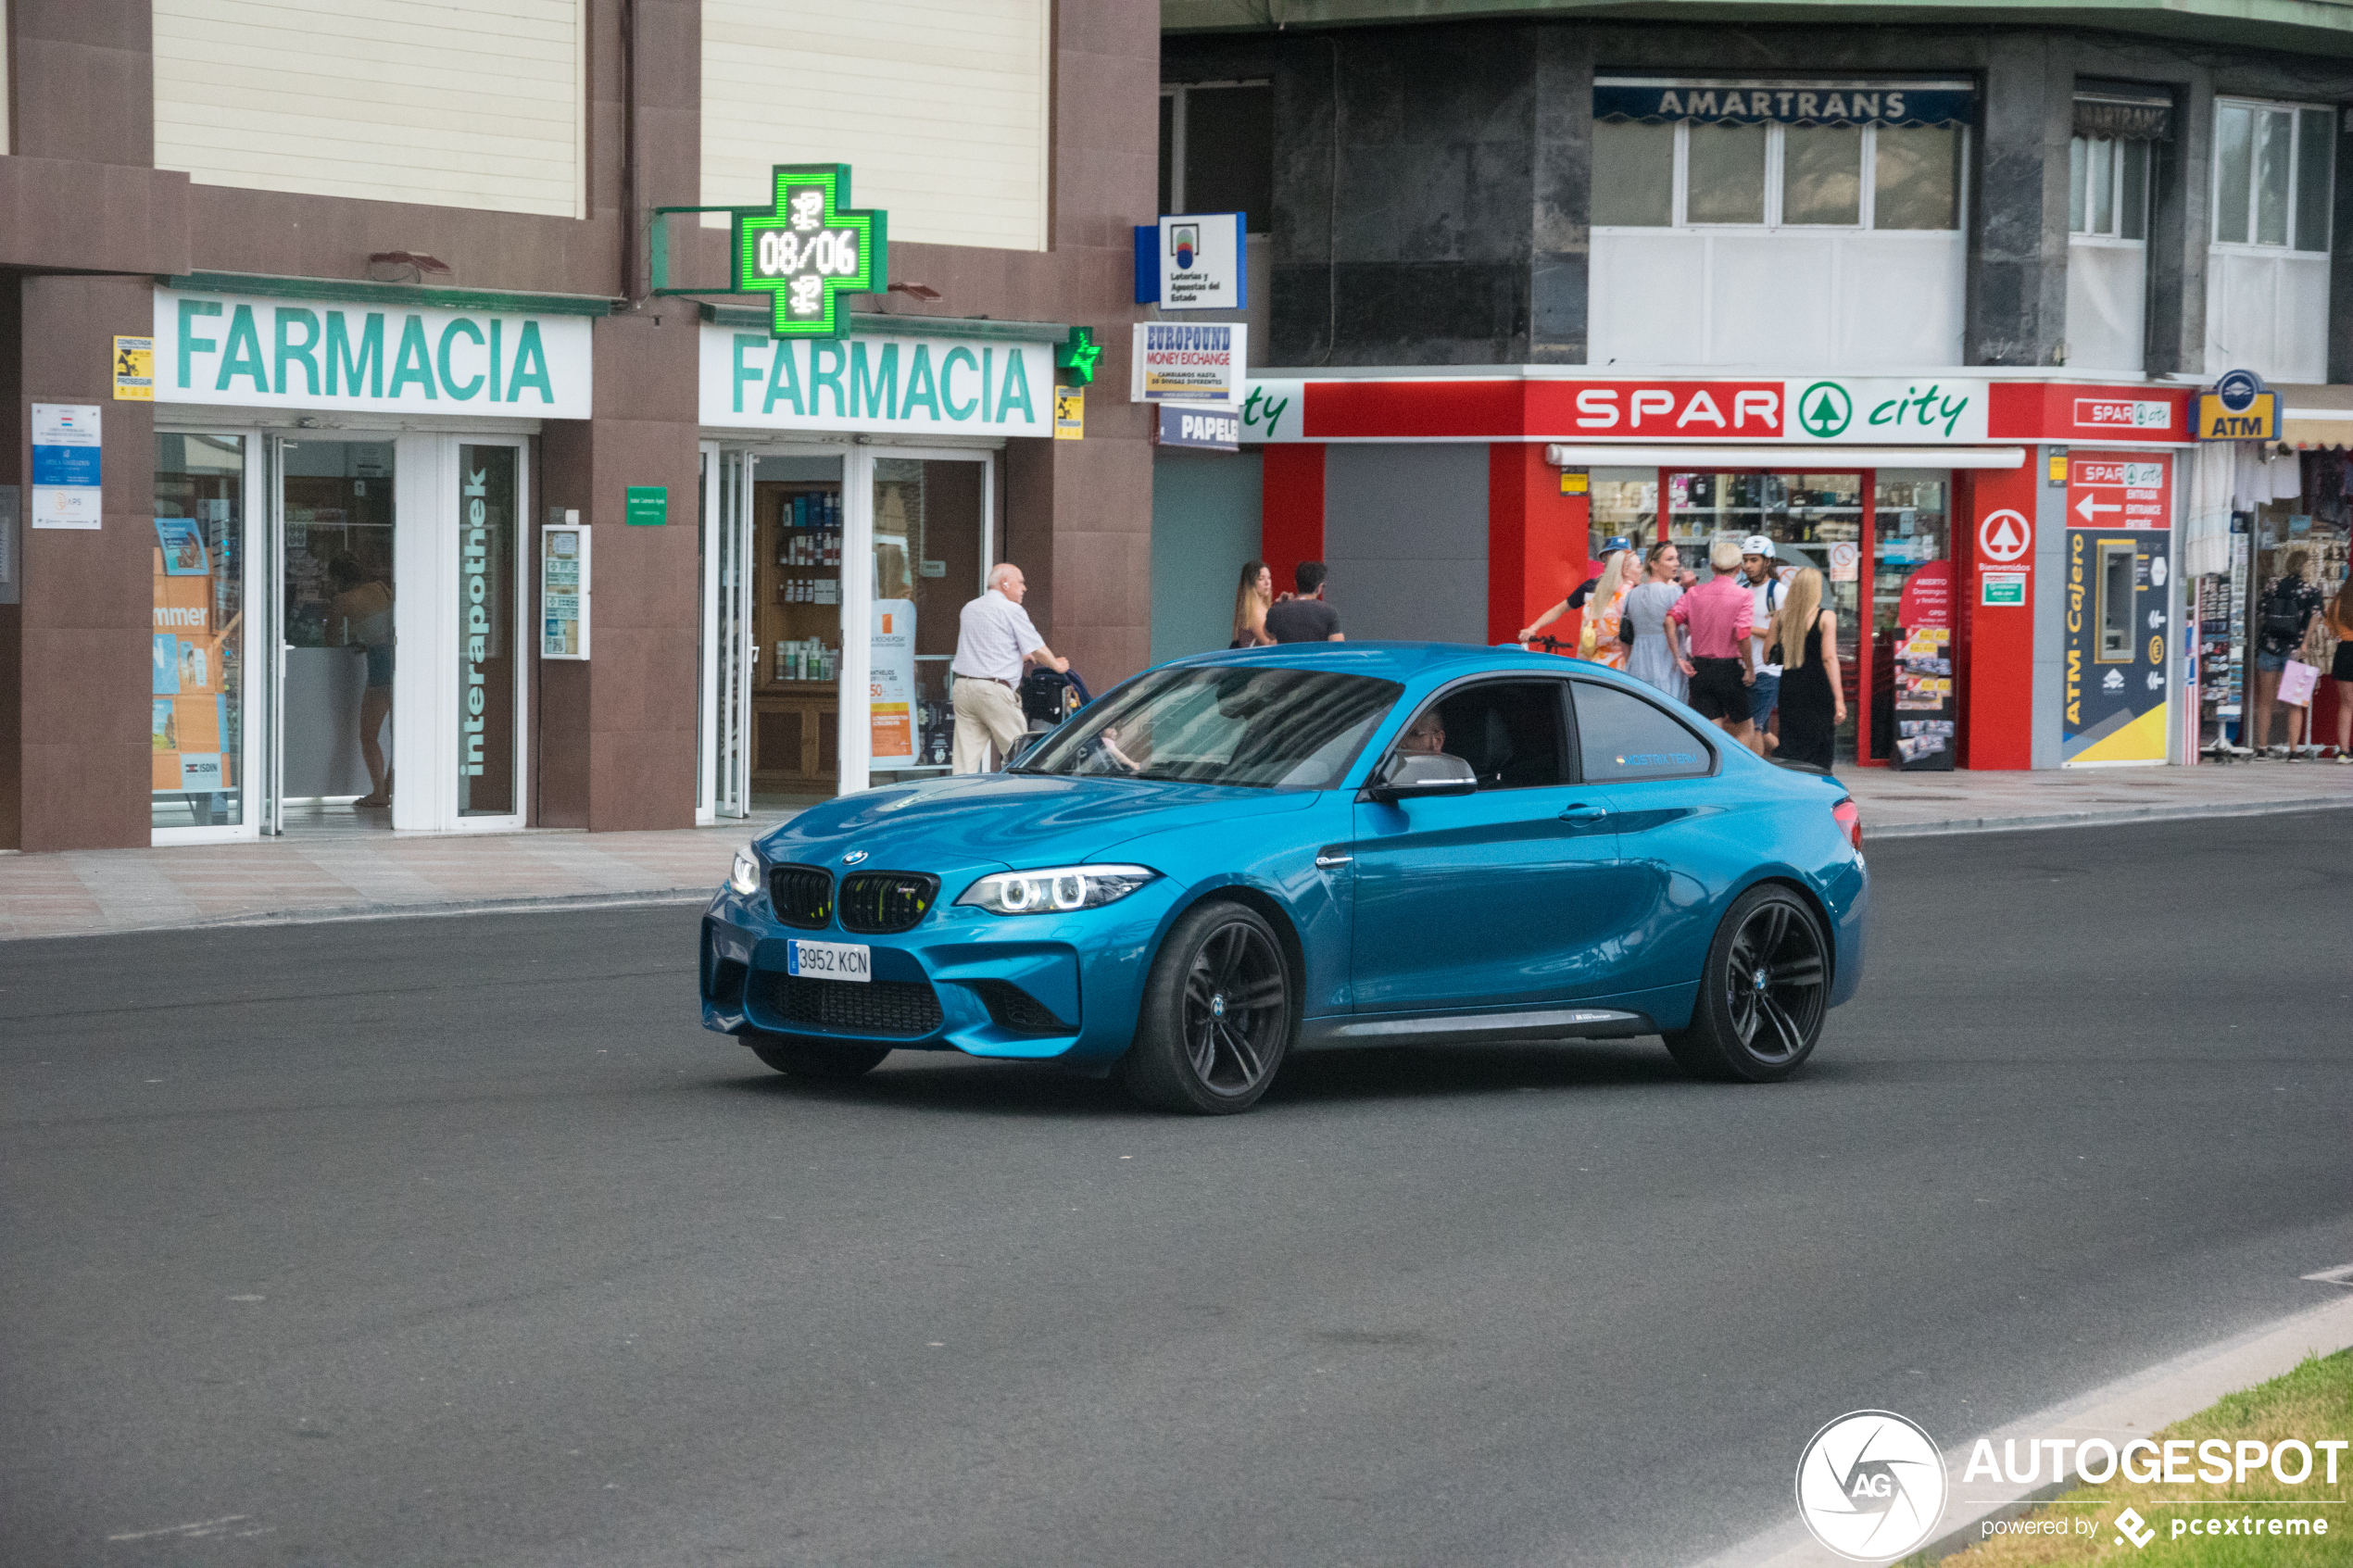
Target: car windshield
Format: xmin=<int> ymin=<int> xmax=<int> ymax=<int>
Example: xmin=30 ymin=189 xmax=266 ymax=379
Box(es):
xmin=1012 ymin=665 xmax=1402 ymax=790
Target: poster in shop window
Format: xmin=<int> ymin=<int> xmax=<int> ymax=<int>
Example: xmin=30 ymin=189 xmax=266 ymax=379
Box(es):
xmin=1890 ymin=559 xmax=1955 ymax=770
xmin=870 ymin=599 xmax=916 ymax=767
xmin=2060 ymin=454 xmax=2173 ymax=766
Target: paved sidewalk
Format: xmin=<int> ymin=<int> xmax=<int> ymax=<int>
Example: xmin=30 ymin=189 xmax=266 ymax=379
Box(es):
xmin=0 ymin=814 xmax=792 ymax=943
xmin=1841 ymin=758 xmax=2352 ymax=836
xmin=0 ymin=765 xmax=2345 ymax=942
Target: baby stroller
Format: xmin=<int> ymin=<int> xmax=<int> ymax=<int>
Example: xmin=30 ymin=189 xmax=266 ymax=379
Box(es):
xmin=1019 ymin=667 xmax=1093 ymax=734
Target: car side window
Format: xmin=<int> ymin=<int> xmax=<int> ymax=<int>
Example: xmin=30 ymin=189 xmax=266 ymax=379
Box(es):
xmin=1571 ymin=681 xmax=1714 ymax=783
xmin=1387 ymin=680 xmax=1570 ymax=790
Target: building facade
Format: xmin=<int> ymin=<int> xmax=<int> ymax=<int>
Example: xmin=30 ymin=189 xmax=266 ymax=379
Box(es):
xmin=1158 ymin=1 xmax=2353 ymax=768
xmin=1 ymin=0 xmax=1156 ymax=852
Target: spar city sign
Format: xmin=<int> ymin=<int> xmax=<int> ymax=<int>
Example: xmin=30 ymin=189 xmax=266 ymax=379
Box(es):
xmin=732 ymin=164 xmax=887 ymax=339
xmin=1235 ymin=377 xmax=1993 ymax=443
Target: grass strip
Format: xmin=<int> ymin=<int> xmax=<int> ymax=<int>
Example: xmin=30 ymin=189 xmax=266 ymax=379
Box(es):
xmin=1913 ymin=1348 xmax=2352 ymax=1565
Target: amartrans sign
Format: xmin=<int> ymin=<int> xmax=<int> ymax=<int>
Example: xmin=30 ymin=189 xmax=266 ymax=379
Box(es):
xmin=732 ymin=164 xmax=887 ymax=340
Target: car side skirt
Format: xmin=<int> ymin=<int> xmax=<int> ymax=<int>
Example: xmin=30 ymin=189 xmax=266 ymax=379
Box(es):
xmin=1296 ymin=1006 xmax=1659 ymax=1050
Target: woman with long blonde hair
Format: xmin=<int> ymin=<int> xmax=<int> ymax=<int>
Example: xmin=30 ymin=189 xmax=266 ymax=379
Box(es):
xmin=1573 ymin=548 xmax=1637 ymax=669
xmin=1229 ymin=559 xmax=1274 ymax=647
xmin=1768 ymin=567 xmax=1844 ymax=768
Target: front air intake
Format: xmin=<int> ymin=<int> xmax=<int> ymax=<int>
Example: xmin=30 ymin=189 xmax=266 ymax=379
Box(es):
xmin=768 ymin=864 xmax=834 ymax=930
xmin=837 ymin=872 xmax=939 ymax=935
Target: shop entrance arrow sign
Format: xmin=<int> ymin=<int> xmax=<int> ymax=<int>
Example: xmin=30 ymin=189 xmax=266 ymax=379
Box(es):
xmin=2074 ymin=493 xmax=2121 ymax=522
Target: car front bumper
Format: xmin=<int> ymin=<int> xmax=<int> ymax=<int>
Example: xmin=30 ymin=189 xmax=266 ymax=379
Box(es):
xmin=698 ymin=880 xmax=1179 ymax=1066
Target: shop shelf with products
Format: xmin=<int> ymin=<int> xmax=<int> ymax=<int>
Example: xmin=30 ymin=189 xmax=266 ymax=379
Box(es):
xmin=752 ymin=479 xmax=844 ymax=787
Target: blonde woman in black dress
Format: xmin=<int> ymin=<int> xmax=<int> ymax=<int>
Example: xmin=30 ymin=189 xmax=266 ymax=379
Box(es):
xmin=1768 ymin=568 xmax=1844 ymax=769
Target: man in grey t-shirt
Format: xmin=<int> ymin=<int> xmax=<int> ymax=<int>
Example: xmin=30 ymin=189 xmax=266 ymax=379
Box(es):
xmin=1264 ymin=561 xmax=1344 ymax=644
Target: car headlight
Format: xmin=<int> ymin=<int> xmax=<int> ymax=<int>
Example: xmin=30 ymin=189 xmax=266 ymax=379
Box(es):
xmin=728 ymin=847 xmax=762 ymax=897
xmin=955 ymin=864 xmax=1157 ymax=916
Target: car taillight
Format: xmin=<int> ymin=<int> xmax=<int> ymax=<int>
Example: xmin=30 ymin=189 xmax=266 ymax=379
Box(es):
xmin=1831 ymin=797 xmax=1862 ymax=852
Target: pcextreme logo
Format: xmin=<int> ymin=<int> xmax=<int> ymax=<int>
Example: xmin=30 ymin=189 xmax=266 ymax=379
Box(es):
xmin=1794 ymin=1410 xmax=1948 ymax=1561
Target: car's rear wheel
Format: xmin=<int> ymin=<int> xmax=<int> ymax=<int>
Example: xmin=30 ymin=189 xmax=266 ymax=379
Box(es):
xmin=1119 ymin=900 xmax=1292 ymax=1114
xmin=745 ymin=1031 xmax=892 ymax=1080
xmin=1662 ymin=884 xmax=1829 ymax=1083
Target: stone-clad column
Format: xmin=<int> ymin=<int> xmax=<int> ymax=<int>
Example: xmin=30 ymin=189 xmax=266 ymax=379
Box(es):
xmin=2145 ymin=78 xmax=2212 ymax=378
xmin=3 ymin=0 xmax=160 ymax=849
xmin=1968 ymin=36 xmax=2075 ymax=367
xmin=1530 ymin=30 xmax=1594 ymax=365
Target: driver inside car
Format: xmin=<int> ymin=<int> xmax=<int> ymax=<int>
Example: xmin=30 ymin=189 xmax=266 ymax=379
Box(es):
xmin=1398 ymin=709 xmax=1448 ymax=756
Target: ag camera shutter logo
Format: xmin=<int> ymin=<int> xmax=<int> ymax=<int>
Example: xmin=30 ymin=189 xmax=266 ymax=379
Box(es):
xmin=1794 ymin=1410 xmax=1947 ymax=1561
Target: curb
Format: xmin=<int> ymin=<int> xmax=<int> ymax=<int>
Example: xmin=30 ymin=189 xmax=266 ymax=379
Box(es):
xmin=1867 ymin=795 xmax=2353 ymax=839
xmin=3 ymin=887 xmax=716 ymax=945
xmin=1687 ymin=1292 xmax=2353 ymax=1568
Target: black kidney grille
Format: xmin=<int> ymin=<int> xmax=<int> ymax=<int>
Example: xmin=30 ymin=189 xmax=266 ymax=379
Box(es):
xmin=768 ymin=864 xmax=834 ymax=930
xmin=766 ymin=975 xmax=943 ymax=1037
xmin=837 ymin=872 xmax=939 ymax=935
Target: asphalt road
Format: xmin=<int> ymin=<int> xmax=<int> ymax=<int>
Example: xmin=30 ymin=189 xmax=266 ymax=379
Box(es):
xmin=4 ymin=811 xmax=2349 ymax=1568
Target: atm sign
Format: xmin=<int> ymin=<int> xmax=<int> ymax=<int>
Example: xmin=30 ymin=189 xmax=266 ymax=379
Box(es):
xmin=2196 ymin=391 xmax=2278 ymax=441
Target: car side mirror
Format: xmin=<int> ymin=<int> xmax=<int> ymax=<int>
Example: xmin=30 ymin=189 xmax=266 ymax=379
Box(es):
xmin=1364 ymin=750 xmax=1478 ymax=803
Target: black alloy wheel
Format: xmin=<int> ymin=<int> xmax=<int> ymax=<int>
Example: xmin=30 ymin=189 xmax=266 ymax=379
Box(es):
xmin=745 ymin=1031 xmax=892 ymax=1081
xmin=1119 ymin=901 xmax=1293 ymax=1113
xmin=1662 ymin=884 xmax=1830 ymax=1083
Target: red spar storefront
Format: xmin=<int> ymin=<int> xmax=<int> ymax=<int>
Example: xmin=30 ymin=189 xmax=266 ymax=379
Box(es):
xmin=1238 ymin=372 xmax=2193 ymax=770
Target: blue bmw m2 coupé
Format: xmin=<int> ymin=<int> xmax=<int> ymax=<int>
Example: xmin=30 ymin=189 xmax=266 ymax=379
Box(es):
xmin=700 ymin=643 xmax=1867 ymax=1113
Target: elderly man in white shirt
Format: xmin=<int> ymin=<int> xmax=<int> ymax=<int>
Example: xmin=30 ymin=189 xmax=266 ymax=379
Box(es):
xmin=950 ymin=563 xmax=1069 ymax=772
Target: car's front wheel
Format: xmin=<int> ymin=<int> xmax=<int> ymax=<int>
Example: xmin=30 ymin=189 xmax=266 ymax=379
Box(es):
xmin=1662 ymin=884 xmax=1829 ymax=1083
xmin=1119 ymin=900 xmax=1293 ymax=1114
xmin=745 ymin=1032 xmax=892 ymax=1081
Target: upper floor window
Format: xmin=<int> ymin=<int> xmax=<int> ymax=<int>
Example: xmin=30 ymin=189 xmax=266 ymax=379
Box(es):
xmin=2070 ymin=137 xmax=2151 ymax=240
xmin=1592 ymin=78 xmax=1969 ymax=231
xmin=1160 ymin=82 xmax=1273 ymax=232
xmin=2212 ymin=98 xmax=2333 ymax=252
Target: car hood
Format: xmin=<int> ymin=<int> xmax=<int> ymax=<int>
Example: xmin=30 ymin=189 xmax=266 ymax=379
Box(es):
xmin=757 ymin=772 xmax=1319 ymax=877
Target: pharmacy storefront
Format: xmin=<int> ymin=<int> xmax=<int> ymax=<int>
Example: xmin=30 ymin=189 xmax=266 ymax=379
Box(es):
xmin=1237 ymin=370 xmax=2192 ymax=770
xmin=694 ymin=311 xmax=1065 ymax=816
xmin=146 ymin=282 xmax=594 ymax=841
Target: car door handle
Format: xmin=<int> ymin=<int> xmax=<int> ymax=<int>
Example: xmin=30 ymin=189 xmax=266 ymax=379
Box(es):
xmin=1314 ymin=846 xmax=1354 ymax=869
xmin=1556 ymin=804 xmax=1610 ymax=826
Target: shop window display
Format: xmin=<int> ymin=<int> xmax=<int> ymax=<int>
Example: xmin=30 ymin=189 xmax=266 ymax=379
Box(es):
xmin=152 ymin=434 xmax=246 ymax=831
xmin=1588 ymin=469 xmax=1657 ymax=562
xmin=1667 ymin=471 xmax=1865 ymax=758
xmin=869 ymin=458 xmax=985 ymax=788
xmin=1869 ymin=475 xmax=1950 ymax=764
xmin=750 ymin=455 xmax=847 ymax=808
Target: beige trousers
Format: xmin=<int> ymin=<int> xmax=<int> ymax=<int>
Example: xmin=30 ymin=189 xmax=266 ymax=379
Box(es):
xmin=952 ymin=677 xmax=1028 ymax=772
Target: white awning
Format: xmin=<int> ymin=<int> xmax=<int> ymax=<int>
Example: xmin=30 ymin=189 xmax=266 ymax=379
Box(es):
xmin=1541 ymin=445 xmax=2027 ymax=470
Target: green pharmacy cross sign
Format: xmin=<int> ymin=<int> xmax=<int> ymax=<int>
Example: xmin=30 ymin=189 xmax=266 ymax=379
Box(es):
xmin=733 ymin=164 xmax=887 ymax=339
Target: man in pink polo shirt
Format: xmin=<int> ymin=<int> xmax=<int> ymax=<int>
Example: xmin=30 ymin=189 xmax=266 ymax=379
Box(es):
xmin=1667 ymin=539 xmax=1759 ymax=747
